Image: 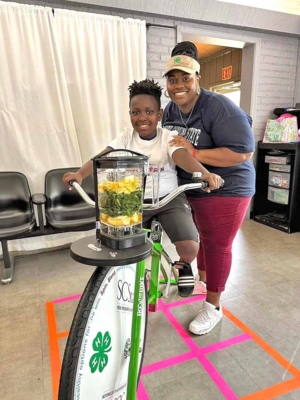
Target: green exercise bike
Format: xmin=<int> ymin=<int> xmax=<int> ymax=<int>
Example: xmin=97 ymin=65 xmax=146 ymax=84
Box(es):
xmin=58 ymin=150 xmax=211 ymax=400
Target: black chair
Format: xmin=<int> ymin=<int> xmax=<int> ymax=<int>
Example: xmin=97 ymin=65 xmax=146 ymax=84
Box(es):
xmin=45 ymin=168 xmax=95 ymax=232
xmin=0 ymin=172 xmax=36 ymax=284
xmin=0 ymin=168 xmax=95 ymax=284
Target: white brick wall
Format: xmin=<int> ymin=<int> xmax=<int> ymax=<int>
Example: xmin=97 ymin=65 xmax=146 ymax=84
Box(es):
xmin=253 ymin=38 xmax=298 ymax=143
xmin=146 ymin=26 xmax=177 ymax=108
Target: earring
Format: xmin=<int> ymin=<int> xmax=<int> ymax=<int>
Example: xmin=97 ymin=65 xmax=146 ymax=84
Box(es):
xmin=164 ymin=90 xmax=170 ymax=98
xmin=196 ymin=85 xmax=200 ymax=95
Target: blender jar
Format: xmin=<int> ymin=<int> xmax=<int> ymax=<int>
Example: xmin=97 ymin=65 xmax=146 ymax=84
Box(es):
xmin=93 ymin=150 xmax=149 ymax=249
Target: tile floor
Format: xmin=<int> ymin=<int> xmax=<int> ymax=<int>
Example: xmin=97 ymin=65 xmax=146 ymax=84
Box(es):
xmin=1 ymin=220 xmax=300 ymax=400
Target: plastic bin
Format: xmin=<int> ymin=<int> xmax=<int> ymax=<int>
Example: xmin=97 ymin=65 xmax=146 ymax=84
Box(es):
xmin=268 ymin=171 xmax=290 ymax=189
xmin=268 ymin=186 xmax=289 ymax=204
xmin=269 ymin=163 xmax=291 ymax=172
xmin=265 ymin=155 xmax=291 ymax=164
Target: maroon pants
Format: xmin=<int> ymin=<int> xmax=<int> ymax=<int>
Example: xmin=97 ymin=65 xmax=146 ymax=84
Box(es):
xmin=188 ymin=196 xmax=252 ymax=293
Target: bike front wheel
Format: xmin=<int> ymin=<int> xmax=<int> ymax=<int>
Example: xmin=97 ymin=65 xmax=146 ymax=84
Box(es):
xmin=58 ymin=264 xmax=148 ymax=400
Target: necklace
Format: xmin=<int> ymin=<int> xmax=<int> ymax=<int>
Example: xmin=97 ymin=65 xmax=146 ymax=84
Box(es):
xmin=178 ymin=104 xmax=195 ymax=129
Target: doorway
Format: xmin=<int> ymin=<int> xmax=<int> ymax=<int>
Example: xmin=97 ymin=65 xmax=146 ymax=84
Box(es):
xmin=211 ymin=81 xmax=241 ymax=107
xmin=177 ymin=26 xmax=260 ymax=120
xmin=195 ymin=43 xmax=243 ymax=107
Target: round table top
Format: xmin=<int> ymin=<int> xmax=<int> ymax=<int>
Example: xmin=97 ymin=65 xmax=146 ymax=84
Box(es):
xmin=70 ymin=235 xmax=152 ymax=267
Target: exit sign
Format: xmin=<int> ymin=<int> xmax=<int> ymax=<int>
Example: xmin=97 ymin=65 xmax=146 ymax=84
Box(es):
xmin=222 ymin=66 xmax=232 ymax=80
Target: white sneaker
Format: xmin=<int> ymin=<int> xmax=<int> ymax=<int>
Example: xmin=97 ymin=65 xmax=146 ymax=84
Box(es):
xmin=192 ymin=275 xmax=207 ymax=295
xmin=189 ymin=301 xmax=223 ymax=335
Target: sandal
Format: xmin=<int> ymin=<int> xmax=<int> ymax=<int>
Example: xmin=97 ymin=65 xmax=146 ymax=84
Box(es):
xmin=173 ymin=261 xmax=194 ymax=297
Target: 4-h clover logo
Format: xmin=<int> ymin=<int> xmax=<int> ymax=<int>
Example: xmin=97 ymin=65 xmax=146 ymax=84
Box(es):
xmin=174 ymin=56 xmax=181 ymax=64
xmin=89 ymin=331 xmax=112 ymax=373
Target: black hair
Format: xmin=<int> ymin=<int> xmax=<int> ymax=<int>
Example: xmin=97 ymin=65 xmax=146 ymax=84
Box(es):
xmin=171 ymin=41 xmax=199 ymax=62
xmin=128 ymin=79 xmax=162 ymax=109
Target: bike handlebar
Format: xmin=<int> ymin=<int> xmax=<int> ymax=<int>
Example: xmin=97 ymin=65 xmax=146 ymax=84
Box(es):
xmin=142 ymin=181 xmax=209 ymax=210
xmin=69 ymin=175 xmax=224 ymax=211
xmin=69 ymin=181 xmax=96 ymax=207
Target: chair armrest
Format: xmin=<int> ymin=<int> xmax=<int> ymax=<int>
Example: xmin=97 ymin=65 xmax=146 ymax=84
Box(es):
xmin=32 ymin=193 xmax=46 ymax=205
xmin=32 ymin=193 xmax=46 ymax=231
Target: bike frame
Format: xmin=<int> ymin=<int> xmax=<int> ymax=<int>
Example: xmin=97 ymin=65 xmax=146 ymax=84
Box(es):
xmin=126 ymin=239 xmax=167 ymax=397
xmin=127 ymin=242 xmax=175 ymax=397
xmin=147 ymin=222 xmax=177 ymax=311
xmin=127 ymin=259 xmax=146 ymax=399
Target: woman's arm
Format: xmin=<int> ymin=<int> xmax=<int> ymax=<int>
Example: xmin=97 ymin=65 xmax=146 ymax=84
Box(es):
xmin=172 ymin=148 xmax=223 ymax=190
xmin=169 ymin=136 xmax=253 ymax=167
xmin=172 ymin=148 xmax=209 ymax=174
xmin=194 ymin=147 xmax=253 ymax=167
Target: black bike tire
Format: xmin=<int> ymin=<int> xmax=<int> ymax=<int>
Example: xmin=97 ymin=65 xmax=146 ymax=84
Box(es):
xmin=58 ymin=265 xmax=148 ymax=400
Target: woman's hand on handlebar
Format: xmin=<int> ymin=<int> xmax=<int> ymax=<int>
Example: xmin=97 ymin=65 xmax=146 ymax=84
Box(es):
xmin=201 ymin=173 xmax=223 ymax=192
xmin=62 ymin=172 xmax=82 ymax=189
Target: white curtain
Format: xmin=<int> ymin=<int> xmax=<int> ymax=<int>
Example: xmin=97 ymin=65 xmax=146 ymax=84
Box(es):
xmin=0 ymin=2 xmax=82 ymax=191
xmin=0 ymin=2 xmax=84 ymax=253
xmin=0 ymin=2 xmax=146 ymax=254
xmin=54 ymin=9 xmax=147 ymax=163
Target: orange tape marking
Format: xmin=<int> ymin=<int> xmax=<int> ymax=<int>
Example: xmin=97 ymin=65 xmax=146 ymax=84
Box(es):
xmin=46 ymin=301 xmax=64 ymax=400
xmin=57 ymin=331 xmax=69 ymax=339
xmin=240 ymin=378 xmax=300 ymax=400
xmin=223 ymin=307 xmax=300 ymax=380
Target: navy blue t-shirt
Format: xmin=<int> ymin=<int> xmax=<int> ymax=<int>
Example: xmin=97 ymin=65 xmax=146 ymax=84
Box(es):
xmin=162 ymin=89 xmax=256 ymax=198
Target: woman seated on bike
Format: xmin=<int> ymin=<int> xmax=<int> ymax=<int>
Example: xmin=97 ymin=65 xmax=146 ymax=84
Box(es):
xmin=63 ymin=79 xmax=223 ymax=297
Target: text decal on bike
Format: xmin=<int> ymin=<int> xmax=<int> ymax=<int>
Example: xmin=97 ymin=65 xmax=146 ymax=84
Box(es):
xmin=89 ymin=331 xmax=112 ymax=373
xmin=137 ymin=277 xmax=144 ymax=316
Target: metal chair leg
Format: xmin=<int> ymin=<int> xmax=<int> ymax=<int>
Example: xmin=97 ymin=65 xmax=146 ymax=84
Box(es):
xmin=1 ymin=240 xmax=15 ymax=284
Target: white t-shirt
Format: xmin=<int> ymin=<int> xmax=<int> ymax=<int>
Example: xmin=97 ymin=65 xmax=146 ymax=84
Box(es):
xmin=108 ymin=127 xmax=184 ymax=199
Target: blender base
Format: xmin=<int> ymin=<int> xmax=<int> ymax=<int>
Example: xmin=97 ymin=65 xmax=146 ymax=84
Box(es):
xmin=100 ymin=232 xmax=147 ymax=250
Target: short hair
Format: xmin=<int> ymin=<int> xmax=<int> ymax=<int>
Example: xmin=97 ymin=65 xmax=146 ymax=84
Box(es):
xmin=128 ymin=79 xmax=162 ymax=109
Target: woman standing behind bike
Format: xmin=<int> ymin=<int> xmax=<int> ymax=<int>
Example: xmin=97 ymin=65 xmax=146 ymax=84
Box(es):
xmin=162 ymin=41 xmax=255 ymax=335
